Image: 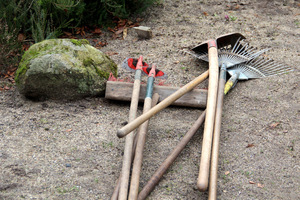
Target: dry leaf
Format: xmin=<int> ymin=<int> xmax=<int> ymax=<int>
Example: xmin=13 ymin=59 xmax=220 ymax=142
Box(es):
xmin=246 ymin=143 xmax=255 ymax=148
xmin=136 ymin=18 xmax=144 ymax=22
xmin=108 ymin=27 xmax=115 ymax=33
xmin=105 ymin=52 xmax=119 ymax=56
xmin=4 ymin=86 xmax=10 ymax=90
xmin=115 ymin=27 xmax=124 ymax=35
xmin=270 ymin=122 xmax=280 ymax=128
xmin=225 ymin=171 xmax=230 ymax=175
xmin=249 ymin=181 xmax=255 ymax=184
xmin=203 ymin=12 xmax=209 ymax=16
xmin=257 ymin=183 xmax=264 ymax=188
xmin=123 ymin=28 xmax=128 ymax=39
xmin=63 ymin=31 xmax=72 ymax=36
xmin=234 ymin=5 xmax=240 ymax=10
xmin=65 ymin=129 xmax=72 ymax=132
xmin=94 ymin=28 xmax=102 ymax=34
xmin=17 ymin=33 xmax=26 ymax=42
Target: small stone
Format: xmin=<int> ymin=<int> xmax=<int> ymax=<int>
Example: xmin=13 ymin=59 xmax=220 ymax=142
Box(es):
xmin=133 ymin=26 xmax=152 ymax=39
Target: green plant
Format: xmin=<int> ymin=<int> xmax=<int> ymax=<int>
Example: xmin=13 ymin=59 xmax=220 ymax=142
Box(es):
xmin=230 ymin=15 xmax=237 ymax=21
xmin=0 ymin=0 xmax=30 ymax=72
xmin=83 ymin=0 xmax=158 ymax=26
xmin=242 ymin=170 xmax=252 ymax=178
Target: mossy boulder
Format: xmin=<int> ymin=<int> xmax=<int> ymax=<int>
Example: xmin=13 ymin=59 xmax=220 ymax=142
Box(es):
xmin=15 ymin=39 xmax=117 ymax=100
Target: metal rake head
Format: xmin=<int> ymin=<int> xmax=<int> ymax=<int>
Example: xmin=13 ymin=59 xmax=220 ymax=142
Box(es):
xmin=184 ymin=38 xmax=269 ymax=68
xmin=227 ymin=56 xmax=293 ymax=80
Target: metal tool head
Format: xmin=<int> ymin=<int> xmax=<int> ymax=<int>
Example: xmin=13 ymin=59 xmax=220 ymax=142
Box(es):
xmin=122 ymin=57 xmax=149 ymax=73
xmin=122 ymin=57 xmax=167 ymax=79
xmin=186 ymin=36 xmax=269 ymax=68
xmin=191 ymin=32 xmax=246 ymax=54
xmin=227 ymin=56 xmax=293 ymax=80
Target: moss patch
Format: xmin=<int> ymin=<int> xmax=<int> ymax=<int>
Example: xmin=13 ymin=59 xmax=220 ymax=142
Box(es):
xmin=70 ymin=39 xmax=90 ymax=46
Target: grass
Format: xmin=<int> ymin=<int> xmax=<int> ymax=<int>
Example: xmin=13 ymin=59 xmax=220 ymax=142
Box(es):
xmin=102 ymin=141 xmax=113 ymax=148
xmin=230 ymin=16 xmax=238 ymax=21
xmin=56 ymin=186 xmax=79 ymax=194
xmin=222 ymin=172 xmax=230 ymax=183
xmin=242 ymin=170 xmax=252 ymax=178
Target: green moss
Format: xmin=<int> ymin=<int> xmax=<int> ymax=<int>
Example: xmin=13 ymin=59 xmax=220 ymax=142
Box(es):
xmin=15 ymin=50 xmax=40 ymax=84
xmin=82 ymin=57 xmax=112 ymax=79
xmin=70 ymin=39 xmax=90 ymax=46
xmin=83 ymin=58 xmax=94 ymax=66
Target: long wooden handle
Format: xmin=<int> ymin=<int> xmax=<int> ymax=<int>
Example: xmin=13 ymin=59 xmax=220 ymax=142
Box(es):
xmin=117 ymin=70 xmax=209 ymax=138
xmin=111 ymin=94 xmax=160 ymax=200
xmin=197 ymin=40 xmax=219 ymax=192
xmin=138 ymin=110 xmax=206 ymax=200
xmin=118 ymin=68 xmax=142 ymax=200
xmin=128 ymin=75 xmax=157 ymax=200
xmin=209 ymin=65 xmax=226 ymax=200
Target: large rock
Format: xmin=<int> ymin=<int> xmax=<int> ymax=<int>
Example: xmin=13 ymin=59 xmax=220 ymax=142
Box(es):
xmin=15 ymin=39 xmax=117 ymax=100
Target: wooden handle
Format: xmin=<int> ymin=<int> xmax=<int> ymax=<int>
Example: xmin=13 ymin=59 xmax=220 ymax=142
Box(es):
xmin=209 ymin=66 xmax=226 ymax=200
xmin=118 ymin=70 xmax=142 ymax=200
xmin=197 ymin=40 xmax=219 ymax=191
xmin=128 ymin=74 xmax=157 ymax=200
xmin=138 ymin=110 xmax=206 ymax=200
xmin=111 ymin=94 xmax=160 ymax=200
xmin=129 ymin=96 xmax=158 ymax=200
xmin=117 ymin=70 xmax=209 ymax=138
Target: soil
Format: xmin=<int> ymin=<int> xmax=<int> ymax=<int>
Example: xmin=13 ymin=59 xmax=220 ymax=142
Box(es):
xmin=0 ymin=0 xmax=299 ymax=199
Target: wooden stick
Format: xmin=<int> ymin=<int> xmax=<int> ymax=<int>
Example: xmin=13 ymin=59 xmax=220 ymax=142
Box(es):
xmin=138 ymin=110 xmax=206 ymax=200
xmin=111 ymin=94 xmax=159 ymax=200
xmin=105 ymin=81 xmax=207 ymax=108
xmin=129 ymin=95 xmax=159 ymax=200
xmin=117 ymin=70 xmax=209 ymax=138
xmin=118 ymin=56 xmax=144 ymax=200
xmin=209 ymin=65 xmax=226 ymax=200
xmin=129 ymin=65 xmax=158 ymax=200
xmin=197 ymin=40 xmax=219 ymax=192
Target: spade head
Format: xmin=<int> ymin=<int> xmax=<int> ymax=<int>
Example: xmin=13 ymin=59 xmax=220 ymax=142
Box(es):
xmin=191 ymin=32 xmax=246 ymax=53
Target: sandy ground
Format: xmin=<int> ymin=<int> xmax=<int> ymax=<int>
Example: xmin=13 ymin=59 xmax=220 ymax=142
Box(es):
xmin=1 ymin=0 xmax=299 ymax=199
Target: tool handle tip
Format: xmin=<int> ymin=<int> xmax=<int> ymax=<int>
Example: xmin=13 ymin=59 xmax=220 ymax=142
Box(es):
xmin=117 ymin=129 xmax=125 ymax=138
xmin=197 ymin=181 xmax=208 ymax=192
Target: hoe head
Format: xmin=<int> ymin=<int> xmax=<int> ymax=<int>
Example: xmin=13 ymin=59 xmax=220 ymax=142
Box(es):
xmin=122 ymin=57 xmax=167 ymax=79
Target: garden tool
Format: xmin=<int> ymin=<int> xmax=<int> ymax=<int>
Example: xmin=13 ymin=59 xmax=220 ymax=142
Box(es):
xmin=129 ymin=64 xmax=157 ymax=200
xmin=137 ymin=64 xmax=243 ymax=200
xmin=117 ymin=70 xmax=209 ymax=138
xmin=209 ymin=57 xmax=292 ymax=199
xmin=196 ymin=39 xmax=219 ymax=192
xmin=118 ymin=55 xmax=144 ymax=200
xmin=189 ymin=33 xmax=264 ymax=191
xmin=187 ymin=36 xmax=268 ymax=69
xmin=111 ymin=93 xmax=160 ymax=200
xmin=117 ymin=33 xmax=246 ymax=140
xmin=122 ymin=58 xmax=167 ymax=79
xmin=224 ymin=56 xmax=293 ymax=94
xmin=209 ymin=64 xmax=226 ymax=200
xmin=137 ymin=110 xmax=206 ymax=200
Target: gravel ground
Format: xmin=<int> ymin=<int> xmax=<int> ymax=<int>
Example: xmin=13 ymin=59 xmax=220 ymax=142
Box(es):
xmin=1 ymin=0 xmax=299 ymax=199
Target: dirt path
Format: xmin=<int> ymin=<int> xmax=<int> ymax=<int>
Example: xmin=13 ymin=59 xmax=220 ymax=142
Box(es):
xmin=1 ymin=0 xmax=299 ymax=199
